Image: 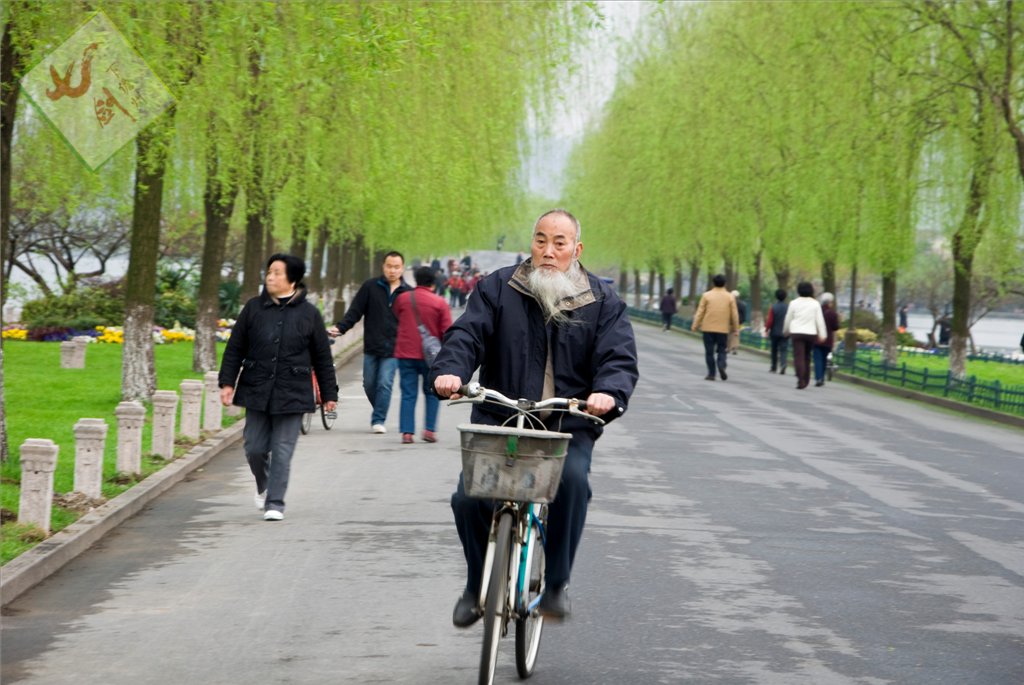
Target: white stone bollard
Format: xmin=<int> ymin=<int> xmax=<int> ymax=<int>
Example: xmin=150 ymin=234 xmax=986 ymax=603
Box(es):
xmin=115 ymin=401 xmax=147 ymax=475
xmin=179 ymin=380 xmax=204 ymax=439
xmin=73 ymin=418 xmax=108 ymax=499
xmin=151 ymin=390 xmax=179 ymax=459
xmin=18 ymin=439 xmax=59 ymax=534
xmin=203 ymin=371 xmax=222 ymax=431
xmin=60 ymin=340 xmax=86 ymax=369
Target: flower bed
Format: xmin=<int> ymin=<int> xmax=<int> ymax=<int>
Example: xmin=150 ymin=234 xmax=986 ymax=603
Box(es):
xmin=2 ymin=322 xmax=235 ymax=344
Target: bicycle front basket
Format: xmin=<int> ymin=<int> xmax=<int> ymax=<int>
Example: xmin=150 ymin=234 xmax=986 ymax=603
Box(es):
xmin=458 ymin=424 xmax=571 ymax=503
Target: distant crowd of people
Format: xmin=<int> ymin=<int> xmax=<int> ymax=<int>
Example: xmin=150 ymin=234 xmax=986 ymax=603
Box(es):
xmin=683 ymin=276 xmax=840 ymax=389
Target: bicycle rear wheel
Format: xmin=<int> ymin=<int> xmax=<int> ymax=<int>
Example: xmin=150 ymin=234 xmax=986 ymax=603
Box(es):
xmin=480 ymin=511 xmax=513 ymax=685
xmin=320 ymin=404 xmax=336 ymax=430
xmin=300 ymin=412 xmax=313 ymax=435
xmin=515 ymin=513 xmax=546 ymax=678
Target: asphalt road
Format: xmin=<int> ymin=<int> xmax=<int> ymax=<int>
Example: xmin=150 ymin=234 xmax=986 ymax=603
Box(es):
xmin=2 ymin=323 xmax=1022 ymax=684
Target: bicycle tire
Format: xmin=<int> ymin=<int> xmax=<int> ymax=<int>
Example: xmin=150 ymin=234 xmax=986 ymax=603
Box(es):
xmin=320 ymin=403 xmax=336 ymax=430
xmin=480 ymin=511 xmax=513 ymax=685
xmin=300 ymin=412 xmax=312 ymax=435
xmin=515 ymin=514 xmax=545 ymax=678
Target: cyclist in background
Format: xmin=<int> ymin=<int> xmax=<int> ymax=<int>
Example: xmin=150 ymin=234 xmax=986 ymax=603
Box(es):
xmin=432 ymin=209 xmax=639 ymax=624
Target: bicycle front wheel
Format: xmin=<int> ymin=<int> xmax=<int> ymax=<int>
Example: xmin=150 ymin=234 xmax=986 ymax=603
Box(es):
xmin=515 ymin=513 xmax=546 ymax=678
xmin=480 ymin=511 xmax=513 ymax=685
xmin=320 ymin=404 xmax=336 ymax=430
xmin=300 ymin=412 xmax=313 ymax=435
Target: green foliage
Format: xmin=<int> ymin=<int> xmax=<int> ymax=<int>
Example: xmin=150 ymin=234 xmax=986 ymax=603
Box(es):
xmin=849 ymin=308 xmax=881 ymax=334
xmin=21 ymin=283 xmax=125 ymax=329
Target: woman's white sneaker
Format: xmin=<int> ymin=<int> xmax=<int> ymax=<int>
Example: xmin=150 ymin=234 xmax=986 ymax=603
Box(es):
xmin=254 ymin=491 xmax=266 ymax=510
xmin=263 ymin=510 xmax=284 ymax=521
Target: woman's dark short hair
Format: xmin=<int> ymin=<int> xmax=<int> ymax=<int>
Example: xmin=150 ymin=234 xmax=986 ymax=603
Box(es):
xmin=797 ymin=281 xmax=814 ymax=298
xmin=712 ymin=274 xmax=727 ymax=287
xmin=414 ymin=266 xmax=436 ymax=287
xmin=775 ymin=288 xmax=787 ymax=301
xmin=266 ymin=253 xmax=306 ymax=286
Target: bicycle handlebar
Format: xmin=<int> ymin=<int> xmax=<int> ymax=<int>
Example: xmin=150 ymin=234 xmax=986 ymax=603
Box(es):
xmin=452 ymin=382 xmax=605 ymax=426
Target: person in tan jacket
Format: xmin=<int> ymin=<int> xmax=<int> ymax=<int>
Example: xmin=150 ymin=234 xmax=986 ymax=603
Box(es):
xmin=691 ymin=274 xmax=740 ymax=380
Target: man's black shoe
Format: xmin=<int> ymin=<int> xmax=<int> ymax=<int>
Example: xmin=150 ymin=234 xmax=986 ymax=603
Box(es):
xmin=452 ymin=590 xmax=480 ymax=628
xmin=718 ymin=367 xmax=728 ymax=381
xmin=538 ymin=584 xmax=570 ymax=619
xmin=704 ymin=374 xmax=715 ymax=381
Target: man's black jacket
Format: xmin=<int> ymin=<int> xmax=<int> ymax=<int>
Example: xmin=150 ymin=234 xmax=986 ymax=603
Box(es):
xmin=429 ymin=260 xmax=638 ymax=440
xmin=335 ymin=276 xmax=412 ymax=357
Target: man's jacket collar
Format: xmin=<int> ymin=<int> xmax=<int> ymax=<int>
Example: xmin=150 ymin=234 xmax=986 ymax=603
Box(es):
xmin=509 ymin=258 xmax=596 ymax=312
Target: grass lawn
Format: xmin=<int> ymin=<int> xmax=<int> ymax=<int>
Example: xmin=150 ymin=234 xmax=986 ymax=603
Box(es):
xmin=856 ymin=348 xmax=1024 ymax=388
xmin=1 ymin=340 xmax=235 ymax=564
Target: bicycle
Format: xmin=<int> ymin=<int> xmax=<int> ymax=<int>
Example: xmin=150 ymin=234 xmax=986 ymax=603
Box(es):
xmin=300 ymin=356 xmax=338 ymax=435
xmin=450 ymin=382 xmax=604 ymax=685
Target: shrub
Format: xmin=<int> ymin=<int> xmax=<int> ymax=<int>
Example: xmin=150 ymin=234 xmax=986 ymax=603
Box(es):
xmin=849 ymin=308 xmax=881 ymax=333
xmin=22 ymin=284 xmax=125 ymax=329
xmin=838 ymin=327 xmax=878 ymax=343
xmin=155 ymin=289 xmax=197 ymax=328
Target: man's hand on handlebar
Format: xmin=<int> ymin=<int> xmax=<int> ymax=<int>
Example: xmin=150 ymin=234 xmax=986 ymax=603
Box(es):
xmin=583 ymin=392 xmax=615 ymax=416
xmin=434 ymin=374 xmax=464 ymax=399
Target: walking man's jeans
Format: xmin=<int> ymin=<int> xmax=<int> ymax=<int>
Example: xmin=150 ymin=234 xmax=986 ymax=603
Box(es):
xmin=362 ymin=354 xmax=398 ymax=426
xmin=398 ymin=358 xmax=439 ymax=435
xmin=243 ymin=409 xmax=303 ymax=513
xmin=770 ymin=335 xmax=789 ymax=371
xmin=813 ymin=345 xmax=832 ymax=383
xmin=451 ymin=433 xmax=595 ymax=594
xmin=702 ymin=332 xmax=729 ymax=377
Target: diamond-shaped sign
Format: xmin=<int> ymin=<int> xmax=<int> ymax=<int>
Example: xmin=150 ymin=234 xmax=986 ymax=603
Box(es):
xmin=19 ymin=11 xmax=175 ymax=170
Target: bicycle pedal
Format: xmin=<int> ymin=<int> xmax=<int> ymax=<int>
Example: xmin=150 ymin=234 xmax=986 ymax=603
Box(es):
xmin=324 ymin=411 xmax=337 ymax=419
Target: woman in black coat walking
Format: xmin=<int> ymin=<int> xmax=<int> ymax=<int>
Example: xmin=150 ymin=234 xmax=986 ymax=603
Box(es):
xmin=218 ymin=254 xmax=338 ymax=521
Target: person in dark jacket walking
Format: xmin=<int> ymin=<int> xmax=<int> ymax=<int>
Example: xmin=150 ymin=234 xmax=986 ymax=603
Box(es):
xmin=393 ymin=266 xmax=452 ymax=444
xmin=659 ymin=288 xmax=678 ymax=330
xmin=432 ymin=209 xmax=639 ymax=624
xmin=764 ymin=288 xmax=789 ymax=374
xmin=813 ymin=292 xmax=842 ymax=386
xmin=329 ymin=251 xmax=411 ymax=433
xmin=218 ymin=254 xmax=338 ymax=521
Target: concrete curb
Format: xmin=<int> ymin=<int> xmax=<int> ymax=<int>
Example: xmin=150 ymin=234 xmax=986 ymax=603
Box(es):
xmin=1 ymin=337 xmax=365 ymax=607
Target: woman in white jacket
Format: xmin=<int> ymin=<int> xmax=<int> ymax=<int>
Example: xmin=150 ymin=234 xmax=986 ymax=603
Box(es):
xmin=782 ymin=281 xmax=827 ymax=389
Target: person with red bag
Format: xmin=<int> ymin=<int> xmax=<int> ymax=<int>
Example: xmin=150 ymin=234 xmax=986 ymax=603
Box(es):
xmin=393 ymin=266 xmax=452 ymax=444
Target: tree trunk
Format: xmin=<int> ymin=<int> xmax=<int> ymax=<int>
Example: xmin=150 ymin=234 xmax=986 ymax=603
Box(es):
xmin=193 ymin=144 xmax=237 ymax=373
xmin=308 ymin=223 xmax=327 ymax=295
xmin=773 ymin=262 xmax=791 ymax=292
xmin=672 ymin=259 xmax=683 ymax=307
xmin=0 ymin=20 xmax=24 ymax=307
xmin=822 ymin=260 xmax=836 ymax=297
xmin=647 ymin=268 xmax=655 ymax=306
xmin=632 ymin=269 xmax=641 ymax=308
xmin=354 ymin=236 xmax=370 ymax=283
xmin=323 ymin=240 xmax=341 ymax=316
xmin=723 ymin=259 xmax=737 ymax=291
xmin=264 ymin=225 xmax=277 ymax=261
xmin=844 ymin=263 xmax=859 ymax=365
xmin=880 ymin=271 xmax=897 ymax=365
xmin=657 ymin=271 xmax=665 ymax=300
xmin=749 ymin=249 xmax=764 ymax=332
xmin=687 ymin=259 xmax=699 ymax=310
xmin=618 ymin=268 xmax=628 ymax=299
xmin=290 ymin=226 xmax=308 ymax=261
xmin=122 ymin=125 xmax=169 ymax=402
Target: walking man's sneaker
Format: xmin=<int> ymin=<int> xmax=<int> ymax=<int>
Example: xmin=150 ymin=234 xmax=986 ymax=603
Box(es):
xmin=401 ymin=433 xmax=414 ymax=444
xmin=718 ymin=367 xmax=728 ymax=381
xmin=371 ymin=424 xmax=387 ymax=434
xmin=263 ymin=510 xmax=284 ymax=521
xmin=704 ymin=374 xmax=716 ymax=381
xmin=422 ymin=430 xmax=437 ymax=443
xmin=254 ymin=490 xmax=266 ymax=510
xmin=452 ymin=590 xmax=480 ymax=627
xmin=538 ymin=584 xmax=570 ymax=619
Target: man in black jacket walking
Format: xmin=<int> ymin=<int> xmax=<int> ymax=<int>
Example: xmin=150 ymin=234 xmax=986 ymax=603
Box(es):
xmin=432 ymin=209 xmax=638 ymax=623
xmin=330 ymin=251 xmax=411 ymax=433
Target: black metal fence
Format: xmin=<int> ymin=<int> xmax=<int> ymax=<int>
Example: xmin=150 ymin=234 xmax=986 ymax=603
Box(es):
xmin=628 ymin=307 xmax=1024 ymax=417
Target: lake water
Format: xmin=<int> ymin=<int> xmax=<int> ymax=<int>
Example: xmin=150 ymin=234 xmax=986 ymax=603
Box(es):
xmin=904 ymin=312 xmax=1023 ymax=356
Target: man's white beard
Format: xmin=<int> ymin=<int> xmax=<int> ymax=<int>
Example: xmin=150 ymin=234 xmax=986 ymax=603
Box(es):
xmin=528 ymin=260 xmax=583 ymax=325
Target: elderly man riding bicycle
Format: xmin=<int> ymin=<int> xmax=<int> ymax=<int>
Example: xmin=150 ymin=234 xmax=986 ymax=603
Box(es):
xmin=432 ymin=209 xmax=639 ymax=624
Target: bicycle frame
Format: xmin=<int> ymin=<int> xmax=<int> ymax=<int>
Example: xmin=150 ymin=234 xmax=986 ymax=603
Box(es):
xmin=477 ymin=501 xmax=545 ymax=623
